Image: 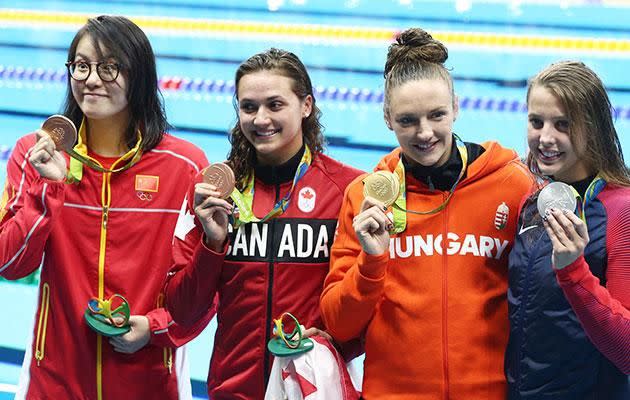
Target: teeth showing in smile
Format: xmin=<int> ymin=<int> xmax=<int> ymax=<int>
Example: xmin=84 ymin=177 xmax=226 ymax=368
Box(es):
xmin=256 ymin=129 xmax=279 ymax=137
xmin=540 ymin=150 xmax=561 ymax=158
xmin=416 ymin=142 xmax=435 ymax=150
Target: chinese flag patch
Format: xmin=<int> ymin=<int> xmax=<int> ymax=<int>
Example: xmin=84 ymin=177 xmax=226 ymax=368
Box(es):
xmin=135 ymin=175 xmax=159 ymax=192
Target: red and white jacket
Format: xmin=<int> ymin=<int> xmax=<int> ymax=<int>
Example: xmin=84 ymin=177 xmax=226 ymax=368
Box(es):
xmin=0 ymin=132 xmax=211 ymax=400
xmin=165 ymin=150 xmax=363 ymax=399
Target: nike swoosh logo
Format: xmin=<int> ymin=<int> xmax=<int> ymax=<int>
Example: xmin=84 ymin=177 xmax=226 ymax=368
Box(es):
xmin=519 ymin=225 xmax=538 ymax=235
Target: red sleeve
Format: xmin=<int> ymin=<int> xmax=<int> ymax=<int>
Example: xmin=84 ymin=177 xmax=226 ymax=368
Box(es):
xmin=147 ymin=150 xmax=218 ymax=347
xmin=164 ymin=238 xmax=226 ymax=327
xmin=146 ymin=305 xmax=215 ymax=348
xmin=555 ymin=197 xmax=630 ymax=374
xmin=162 ymin=178 xmax=226 ymax=328
xmin=0 ymin=135 xmax=66 ymax=279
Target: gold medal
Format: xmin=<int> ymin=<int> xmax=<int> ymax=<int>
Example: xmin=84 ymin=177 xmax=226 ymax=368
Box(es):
xmin=363 ymin=170 xmax=400 ymax=206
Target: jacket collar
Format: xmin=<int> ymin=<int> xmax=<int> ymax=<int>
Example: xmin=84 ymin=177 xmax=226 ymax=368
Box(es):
xmin=67 ymin=117 xmax=143 ymax=182
xmin=254 ymin=144 xmax=306 ymax=185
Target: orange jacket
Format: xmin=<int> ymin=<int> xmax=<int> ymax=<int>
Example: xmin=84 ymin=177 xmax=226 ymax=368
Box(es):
xmin=321 ymin=142 xmax=535 ymax=400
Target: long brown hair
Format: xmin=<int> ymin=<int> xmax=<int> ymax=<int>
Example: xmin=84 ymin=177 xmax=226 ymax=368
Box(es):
xmin=526 ymin=60 xmax=630 ymax=186
xmin=227 ymin=48 xmax=324 ymax=189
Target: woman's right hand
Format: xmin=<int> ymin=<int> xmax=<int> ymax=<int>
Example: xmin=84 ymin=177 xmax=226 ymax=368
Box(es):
xmin=353 ymin=196 xmax=393 ymax=255
xmin=193 ymin=183 xmax=233 ymax=252
xmin=28 ymin=130 xmax=67 ymax=182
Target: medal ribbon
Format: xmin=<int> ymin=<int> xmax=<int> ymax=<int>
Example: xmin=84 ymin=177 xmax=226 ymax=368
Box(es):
xmin=391 ymin=135 xmax=468 ymax=234
xmin=569 ymin=175 xmax=605 ymax=223
xmin=66 ymin=118 xmax=143 ymax=183
xmin=229 ymin=146 xmax=312 ymax=228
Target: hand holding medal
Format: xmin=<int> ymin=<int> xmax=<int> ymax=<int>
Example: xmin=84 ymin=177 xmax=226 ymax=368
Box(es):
xmin=194 ymin=162 xmax=236 ymax=251
xmin=28 ymin=115 xmax=77 ymax=181
xmin=538 ymin=181 xmax=589 ymax=270
xmin=352 ymin=171 xmax=397 ymax=256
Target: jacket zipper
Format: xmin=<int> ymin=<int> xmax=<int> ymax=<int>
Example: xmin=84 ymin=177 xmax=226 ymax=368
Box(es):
xmin=263 ymin=179 xmax=281 ymax=389
xmin=34 ymin=282 xmax=50 ymax=366
xmin=441 ymin=193 xmax=450 ymax=400
xmin=76 ymin=145 xmax=139 ymax=400
xmin=513 ymin=231 xmax=545 ymax=391
xmin=96 ymin=171 xmax=112 ymax=400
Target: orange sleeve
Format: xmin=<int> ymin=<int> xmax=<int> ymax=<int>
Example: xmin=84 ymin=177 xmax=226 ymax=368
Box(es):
xmin=320 ymin=180 xmax=389 ymax=342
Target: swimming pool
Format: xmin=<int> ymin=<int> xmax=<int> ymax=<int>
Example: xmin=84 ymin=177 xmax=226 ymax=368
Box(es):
xmin=1 ymin=1 xmax=629 ymax=398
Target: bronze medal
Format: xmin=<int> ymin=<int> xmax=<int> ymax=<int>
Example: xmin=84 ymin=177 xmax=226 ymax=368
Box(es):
xmin=41 ymin=115 xmax=77 ymax=152
xmin=363 ymin=170 xmax=400 ymax=207
xmin=202 ymin=162 xmax=236 ymax=199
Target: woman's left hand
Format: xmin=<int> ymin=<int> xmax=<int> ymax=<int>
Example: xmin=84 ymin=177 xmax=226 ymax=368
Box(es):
xmin=543 ymin=208 xmax=589 ymax=270
xmin=109 ymin=315 xmax=151 ymax=354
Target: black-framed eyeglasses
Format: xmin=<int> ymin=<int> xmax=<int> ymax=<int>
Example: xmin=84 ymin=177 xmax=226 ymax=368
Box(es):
xmin=65 ymin=61 xmax=122 ymax=82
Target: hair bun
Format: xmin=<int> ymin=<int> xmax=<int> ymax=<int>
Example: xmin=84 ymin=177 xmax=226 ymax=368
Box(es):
xmin=384 ymin=28 xmax=448 ymax=77
xmin=397 ymin=28 xmax=448 ymax=64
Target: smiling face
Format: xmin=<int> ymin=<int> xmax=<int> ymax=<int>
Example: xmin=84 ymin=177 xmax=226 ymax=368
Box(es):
xmin=527 ymin=85 xmax=591 ymax=182
xmin=237 ymin=70 xmax=312 ymax=166
xmin=70 ymin=35 xmax=129 ymax=125
xmin=385 ymin=78 xmax=458 ymax=168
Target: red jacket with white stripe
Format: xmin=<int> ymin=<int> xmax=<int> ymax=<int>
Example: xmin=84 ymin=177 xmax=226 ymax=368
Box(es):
xmin=165 ymin=150 xmax=363 ymax=400
xmin=0 ymin=132 xmax=211 ymax=400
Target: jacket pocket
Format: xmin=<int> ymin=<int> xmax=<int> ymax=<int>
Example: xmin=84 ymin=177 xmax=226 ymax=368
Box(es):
xmin=34 ymin=282 xmax=50 ymax=365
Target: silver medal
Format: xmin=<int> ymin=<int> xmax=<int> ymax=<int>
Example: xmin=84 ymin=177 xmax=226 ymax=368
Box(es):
xmin=537 ymin=181 xmax=577 ymax=216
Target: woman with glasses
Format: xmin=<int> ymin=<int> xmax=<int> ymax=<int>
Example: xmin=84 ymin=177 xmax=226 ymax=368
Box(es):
xmin=320 ymin=28 xmax=535 ymax=399
xmin=505 ymin=61 xmax=629 ymax=399
xmin=0 ymin=15 xmax=210 ymax=399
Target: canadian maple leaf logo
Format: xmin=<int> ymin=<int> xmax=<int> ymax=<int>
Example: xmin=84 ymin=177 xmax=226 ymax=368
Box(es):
xmin=301 ymin=189 xmax=314 ymax=200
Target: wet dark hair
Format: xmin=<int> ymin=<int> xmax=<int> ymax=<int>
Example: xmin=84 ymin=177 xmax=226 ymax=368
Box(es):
xmin=526 ymin=60 xmax=630 ymax=186
xmin=62 ymin=15 xmax=169 ymax=151
xmin=227 ymin=48 xmax=324 ymax=189
xmin=383 ymin=28 xmax=454 ymax=114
